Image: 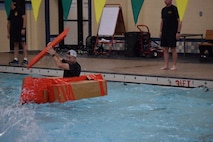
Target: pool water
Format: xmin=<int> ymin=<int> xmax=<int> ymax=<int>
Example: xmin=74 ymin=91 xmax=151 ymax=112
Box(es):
xmin=0 ymin=72 xmax=213 ymax=142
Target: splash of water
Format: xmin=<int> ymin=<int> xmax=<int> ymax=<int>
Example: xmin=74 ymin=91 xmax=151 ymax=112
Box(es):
xmin=0 ymin=118 xmax=24 ymax=137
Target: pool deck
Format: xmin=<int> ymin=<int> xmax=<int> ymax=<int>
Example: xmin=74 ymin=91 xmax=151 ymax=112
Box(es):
xmin=0 ymin=52 xmax=213 ymax=88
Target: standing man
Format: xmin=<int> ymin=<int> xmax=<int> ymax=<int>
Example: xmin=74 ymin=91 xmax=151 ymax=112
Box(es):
xmin=47 ymin=48 xmax=81 ymax=78
xmin=7 ymin=0 xmax=28 ymax=65
xmin=160 ymin=0 xmax=181 ymax=70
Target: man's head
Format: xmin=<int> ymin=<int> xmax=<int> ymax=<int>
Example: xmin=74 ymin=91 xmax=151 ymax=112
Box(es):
xmin=11 ymin=0 xmax=17 ymax=9
xmin=67 ymin=50 xmax=77 ymax=58
xmin=66 ymin=50 xmax=77 ymax=63
xmin=12 ymin=0 xmax=17 ymax=5
xmin=164 ymin=0 xmax=172 ymax=6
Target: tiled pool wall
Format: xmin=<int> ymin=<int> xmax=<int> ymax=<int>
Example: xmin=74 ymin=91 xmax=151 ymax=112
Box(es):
xmin=102 ymin=39 xmax=202 ymax=54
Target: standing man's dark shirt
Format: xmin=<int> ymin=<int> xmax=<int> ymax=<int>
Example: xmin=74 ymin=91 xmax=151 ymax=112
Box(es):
xmin=161 ymin=5 xmax=179 ymax=47
xmin=161 ymin=5 xmax=179 ymax=34
xmin=8 ymin=7 xmax=25 ymax=42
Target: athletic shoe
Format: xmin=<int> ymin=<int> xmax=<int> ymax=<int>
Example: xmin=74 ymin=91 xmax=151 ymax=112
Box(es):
xmin=21 ymin=60 xmax=28 ymax=65
xmin=9 ymin=60 xmax=19 ymax=65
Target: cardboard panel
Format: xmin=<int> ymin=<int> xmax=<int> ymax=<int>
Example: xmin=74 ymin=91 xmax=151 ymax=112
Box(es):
xmin=48 ymin=80 xmax=107 ymax=103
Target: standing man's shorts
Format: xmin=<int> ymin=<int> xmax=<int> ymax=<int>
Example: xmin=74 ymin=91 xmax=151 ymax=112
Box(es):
xmin=161 ymin=33 xmax=177 ymax=48
xmin=10 ymin=29 xmax=26 ymax=42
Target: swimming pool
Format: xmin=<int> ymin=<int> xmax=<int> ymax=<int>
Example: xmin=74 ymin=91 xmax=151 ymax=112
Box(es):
xmin=0 ymin=72 xmax=213 ymax=142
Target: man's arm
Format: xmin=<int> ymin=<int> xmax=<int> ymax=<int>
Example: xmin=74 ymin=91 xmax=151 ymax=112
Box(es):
xmin=7 ymin=21 xmax=10 ymax=39
xmin=48 ymin=48 xmax=70 ymax=70
xmin=22 ymin=14 xmax=26 ymax=28
xmin=176 ymin=18 xmax=182 ymax=40
xmin=177 ymin=18 xmax=182 ymax=33
xmin=52 ymin=54 xmax=70 ymax=70
xmin=21 ymin=14 xmax=26 ymax=35
xmin=160 ymin=19 xmax=163 ymax=38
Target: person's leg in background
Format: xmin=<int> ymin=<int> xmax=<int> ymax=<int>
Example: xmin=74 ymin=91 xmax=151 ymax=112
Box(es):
xmin=9 ymin=41 xmax=19 ymax=65
xmin=161 ymin=47 xmax=169 ymax=70
xmin=171 ymin=47 xmax=177 ymax=70
xmin=21 ymin=41 xmax=28 ymax=65
xmin=13 ymin=42 xmax=19 ymax=60
xmin=20 ymin=29 xmax=28 ymax=65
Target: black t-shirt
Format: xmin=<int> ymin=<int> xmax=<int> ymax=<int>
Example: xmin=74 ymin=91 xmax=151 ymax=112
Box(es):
xmin=161 ymin=5 xmax=179 ymax=35
xmin=8 ymin=7 xmax=25 ymax=34
xmin=62 ymin=59 xmax=81 ymax=77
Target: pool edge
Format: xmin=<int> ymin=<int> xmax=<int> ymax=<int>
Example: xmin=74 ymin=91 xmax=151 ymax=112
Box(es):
xmin=0 ymin=65 xmax=212 ymax=89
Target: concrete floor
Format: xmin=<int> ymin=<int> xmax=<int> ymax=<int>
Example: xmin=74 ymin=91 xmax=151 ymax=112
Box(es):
xmin=0 ymin=51 xmax=212 ymax=81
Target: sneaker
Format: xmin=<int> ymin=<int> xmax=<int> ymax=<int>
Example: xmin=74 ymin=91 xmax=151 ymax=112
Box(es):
xmin=21 ymin=60 xmax=28 ymax=65
xmin=9 ymin=60 xmax=19 ymax=65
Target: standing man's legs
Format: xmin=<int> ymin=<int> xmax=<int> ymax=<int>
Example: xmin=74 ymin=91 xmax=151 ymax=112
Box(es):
xmin=20 ymin=41 xmax=28 ymax=65
xmin=20 ymin=31 xmax=28 ymax=65
xmin=9 ymin=41 xmax=20 ymax=65
xmin=161 ymin=47 xmax=169 ymax=70
xmin=13 ymin=42 xmax=19 ymax=60
xmin=171 ymin=47 xmax=177 ymax=70
xmin=9 ymin=40 xmax=28 ymax=65
xmin=21 ymin=41 xmax=28 ymax=59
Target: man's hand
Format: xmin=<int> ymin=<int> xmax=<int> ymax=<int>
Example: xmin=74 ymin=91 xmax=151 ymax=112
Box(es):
xmin=176 ymin=33 xmax=180 ymax=40
xmin=7 ymin=33 xmax=10 ymax=39
xmin=47 ymin=43 xmax=56 ymax=56
xmin=21 ymin=29 xmax=25 ymax=35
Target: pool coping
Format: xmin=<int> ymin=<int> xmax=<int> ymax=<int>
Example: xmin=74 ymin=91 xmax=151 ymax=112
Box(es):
xmin=1 ymin=65 xmax=212 ymax=89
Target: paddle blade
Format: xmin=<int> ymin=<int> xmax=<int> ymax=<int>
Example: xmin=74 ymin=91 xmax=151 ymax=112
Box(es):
xmin=27 ymin=28 xmax=69 ymax=69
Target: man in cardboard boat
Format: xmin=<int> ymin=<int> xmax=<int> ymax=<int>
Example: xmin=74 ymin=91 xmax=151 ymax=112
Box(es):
xmin=48 ymin=48 xmax=81 ymax=77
